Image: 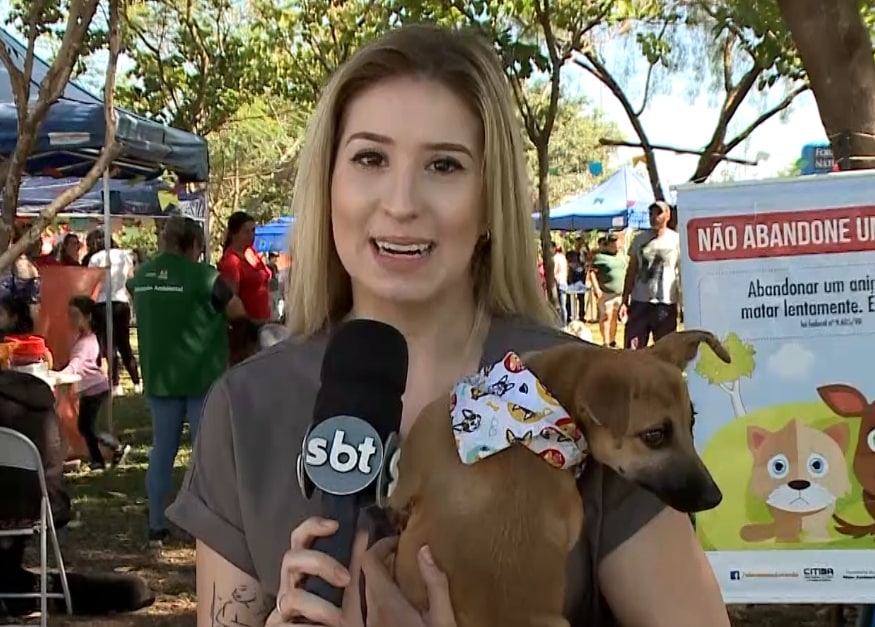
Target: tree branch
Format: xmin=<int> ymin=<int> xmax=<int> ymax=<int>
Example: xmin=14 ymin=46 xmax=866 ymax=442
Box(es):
xmin=723 ymin=83 xmax=810 ymax=155
xmin=572 ymin=53 xmax=664 ymax=200
xmin=599 ymin=138 xmax=759 ymax=165
xmin=0 ymin=0 xmax=121 ymax=270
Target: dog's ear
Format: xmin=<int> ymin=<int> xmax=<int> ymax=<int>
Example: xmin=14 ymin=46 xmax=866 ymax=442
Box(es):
xmin=648 ymin=330 xmax=731 ymax=370
xmin=575 ymin=367 xmax=632 ymax=439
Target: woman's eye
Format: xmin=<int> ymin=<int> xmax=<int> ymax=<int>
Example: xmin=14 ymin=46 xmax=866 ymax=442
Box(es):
xmin=429 ymin=157 xmax=462 ymax=174
xmin=352 ymin=151 xmax=385 ymax=168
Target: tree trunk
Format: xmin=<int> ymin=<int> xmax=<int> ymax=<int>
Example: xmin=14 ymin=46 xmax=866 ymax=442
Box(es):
xmin=536 ymin=140 xmax=556 ymax=307
xmin=0 ymin=127 xmax=36 ymax=251
xmin=720 ymin=380 xmax=747 ymax=418
xmin=776 ymin=0 xmax=875 ymax=170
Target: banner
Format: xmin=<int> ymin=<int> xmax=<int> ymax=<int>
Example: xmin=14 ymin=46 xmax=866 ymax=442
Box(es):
xmin=677 ymin=171 xmax=875 ymax=604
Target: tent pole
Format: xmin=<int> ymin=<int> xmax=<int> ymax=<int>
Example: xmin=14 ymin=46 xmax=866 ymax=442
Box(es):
xmin=203 ymin=187 xmax=211 ymax=263
xmin=102 ymin=169 xmax=113 ymax=433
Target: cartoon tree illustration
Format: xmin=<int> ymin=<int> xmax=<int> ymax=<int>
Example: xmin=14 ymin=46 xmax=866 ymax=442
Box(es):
xmin=694 ymin=332 xmax=756 ymax=418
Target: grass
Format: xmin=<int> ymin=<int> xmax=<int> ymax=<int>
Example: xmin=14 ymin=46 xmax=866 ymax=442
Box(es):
xmin=13 ymin=326 xmax=858 ymax=626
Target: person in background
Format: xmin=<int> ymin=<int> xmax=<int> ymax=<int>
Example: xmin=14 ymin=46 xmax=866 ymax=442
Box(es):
xmin=552 ymin=242 xmax=568 ymax=324
xmin=0 ymin=224 xmax=41 ymax=329
xmin=620 ymin=201 xmax=681 ymax=349
xmin=59 ymin=233 xmax=82 ymax=266
xmin=565 ymin=247 xmax=584 ymax=322
xmin=127 ymin=216 xmax=249 ymax=547
xmin=54 ymin=296 xmax=111 ymax=471
xmin=218 ymin=212 xmax=272 ymax=321
xmin=265 ymin=252 xmax=280 ymax=321
xmin=88 ymin=230 xmax=141 ymax=396
xmin=589 ymin=232 xmax=626 ymax=348
xmin=0 ymin=296 xmax=34 ymax=335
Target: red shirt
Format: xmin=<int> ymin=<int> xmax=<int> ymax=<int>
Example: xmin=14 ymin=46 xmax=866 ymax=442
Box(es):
xmin=218 ymin=247 xmax=272 ymax=320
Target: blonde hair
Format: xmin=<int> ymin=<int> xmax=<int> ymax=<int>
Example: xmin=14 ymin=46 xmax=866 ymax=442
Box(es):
xmin=286 ymin=23 xmax=557 ymax=337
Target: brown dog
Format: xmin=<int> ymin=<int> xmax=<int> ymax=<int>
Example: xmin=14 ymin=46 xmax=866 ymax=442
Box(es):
xmin=387 ymin=330 xmax=729 ymax=627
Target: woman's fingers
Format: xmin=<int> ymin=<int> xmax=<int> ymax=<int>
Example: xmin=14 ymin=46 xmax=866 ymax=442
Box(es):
xmin=418 ymin=546 xmax=457 ymax=627
xmin=290 ymin=517 xmax=338 ymax=550
xmin=275 ymin=587 xmax=344 ymax=626
xmin=281 ymin=548 xmax=351 ymax=590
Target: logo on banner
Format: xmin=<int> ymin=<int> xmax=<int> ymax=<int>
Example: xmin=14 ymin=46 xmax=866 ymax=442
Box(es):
xmin=729 ymin=570 xmax=741 ymax=581
xmin=843 ymin=569 xmax=875 ymax=580
xmin=179 ymin=195 xmax=206 ymax=220
xmin=803 ymin=567 xmax=834 ymax=583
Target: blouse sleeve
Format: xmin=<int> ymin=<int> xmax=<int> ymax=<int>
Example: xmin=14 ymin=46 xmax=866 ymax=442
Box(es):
xmin=165 ymin=378 xmax=256 ymax=577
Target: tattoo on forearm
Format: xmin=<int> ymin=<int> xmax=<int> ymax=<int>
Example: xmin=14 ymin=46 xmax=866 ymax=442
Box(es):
xmin=210 ymin=581 xmax=273 ymax=627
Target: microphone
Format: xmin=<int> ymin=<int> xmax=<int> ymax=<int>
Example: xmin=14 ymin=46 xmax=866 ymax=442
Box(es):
xmin=296 ymin=319 xmax=408 ymax=608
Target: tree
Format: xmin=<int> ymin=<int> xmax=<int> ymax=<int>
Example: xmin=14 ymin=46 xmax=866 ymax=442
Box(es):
xmin=524 ymin=84 xmax=620 ymax=206
xmin=0 ymin=0 xmax=122 ymax=261
xmin=571 ymin=0 xmax=809 ymax=196
xmin=775 ymin=0 xmax=875 ymax=170
xmin=694 ymin=331 xmax=756 ymax=418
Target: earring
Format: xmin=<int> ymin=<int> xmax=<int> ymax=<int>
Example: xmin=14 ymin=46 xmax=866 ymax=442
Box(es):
xmin=482 ymin=229 xmax=492 ymax=244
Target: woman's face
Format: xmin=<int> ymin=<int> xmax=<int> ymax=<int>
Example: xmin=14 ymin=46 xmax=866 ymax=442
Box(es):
xmin=331 ymin=76 xmax=484 ymax=308
xmin=233 ymin=221 xmax=256 ymax=249
xmin=64 ymin=236 xmax=80 ymax=258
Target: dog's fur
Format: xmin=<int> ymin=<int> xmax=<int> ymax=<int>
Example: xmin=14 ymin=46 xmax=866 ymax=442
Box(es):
xmin=388 ymin=330 xmax=729 ymax=627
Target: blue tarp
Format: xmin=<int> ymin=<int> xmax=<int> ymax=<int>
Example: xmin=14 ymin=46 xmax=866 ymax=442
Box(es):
xmin=11 ymin=176 xmax=206 ymax=220
xmin=254 ymin=215 xmax=294 ymax=253
xmin=534 ymin=166 xmax=666 ymax=231
xmin=0 ymin=28 xmax=209 ymax=182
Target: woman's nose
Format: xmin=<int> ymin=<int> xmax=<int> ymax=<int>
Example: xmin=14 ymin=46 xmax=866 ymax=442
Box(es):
xmin=380 ymin=164 xmax=420 ymax=221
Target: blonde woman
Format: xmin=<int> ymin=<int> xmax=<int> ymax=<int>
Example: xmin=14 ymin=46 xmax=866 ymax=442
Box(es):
xmin=167 ymin=24 xmax=729 ymax=627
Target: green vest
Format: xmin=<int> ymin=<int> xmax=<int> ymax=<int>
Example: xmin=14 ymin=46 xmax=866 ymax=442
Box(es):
xmin=127 ymin=253 xmax=227 ymax=397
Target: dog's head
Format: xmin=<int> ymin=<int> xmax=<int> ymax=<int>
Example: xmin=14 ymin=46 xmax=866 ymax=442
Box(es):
xmin=527 ymin=330 xmax=730 ymax=513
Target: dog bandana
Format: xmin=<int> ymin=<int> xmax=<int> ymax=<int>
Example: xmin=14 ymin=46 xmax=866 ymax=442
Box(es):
xmin=450 ymin=352 xmax=587 ymax=471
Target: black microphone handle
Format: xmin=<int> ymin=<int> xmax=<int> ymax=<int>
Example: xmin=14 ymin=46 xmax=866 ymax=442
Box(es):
xmin=301 ymin=493 xmax=360 ymax=609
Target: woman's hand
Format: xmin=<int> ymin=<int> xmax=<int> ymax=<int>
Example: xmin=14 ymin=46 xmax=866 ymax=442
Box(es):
xmin=273 ymin=517 xmax=366 ymax=627
xmin=361 ymin=538 xmax=457 ymax=627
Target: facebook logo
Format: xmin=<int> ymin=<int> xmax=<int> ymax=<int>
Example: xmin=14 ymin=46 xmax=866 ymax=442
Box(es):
xmin=729 ymin=570 xmax=741 ymax=581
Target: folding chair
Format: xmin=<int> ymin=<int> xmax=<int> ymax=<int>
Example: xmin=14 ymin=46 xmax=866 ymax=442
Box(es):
xmin=0 ymin=427 xmax=71 ymax=626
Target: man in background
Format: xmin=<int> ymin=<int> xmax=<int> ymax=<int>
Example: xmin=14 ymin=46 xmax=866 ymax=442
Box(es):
xmin=552 ymin=243 xmax=568 ymax=325
xmin=127 ymin=216 xmax=248 ymax=546
xmin=620 ymin=201 xmax=681 ymax=349
xmin=589 ymin=232 xmax=626 ymax=347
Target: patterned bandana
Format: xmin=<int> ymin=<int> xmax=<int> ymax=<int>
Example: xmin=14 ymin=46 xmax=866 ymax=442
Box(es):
xmin=450 ymin=352 xmax=587 ymax=471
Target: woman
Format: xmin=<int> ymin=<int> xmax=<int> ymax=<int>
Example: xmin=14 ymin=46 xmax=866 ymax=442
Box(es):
xmin=167 ymin=25 xmax=729 ymax=627
xmin=218 ymin=212 xmax=272 ymax=321
xmin=87 ymin=229 xmax=141 ymax=395
xmin=59 ymin=233 xmax=82 ymax=266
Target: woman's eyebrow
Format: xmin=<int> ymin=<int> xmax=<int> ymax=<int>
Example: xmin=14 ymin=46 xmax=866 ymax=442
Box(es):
xmin=344 ymin=131 xmax=474 ymax=158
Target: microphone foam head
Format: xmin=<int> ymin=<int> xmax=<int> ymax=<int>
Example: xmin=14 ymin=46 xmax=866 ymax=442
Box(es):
xmin=314 ymin=319 xmax=408 ymax=439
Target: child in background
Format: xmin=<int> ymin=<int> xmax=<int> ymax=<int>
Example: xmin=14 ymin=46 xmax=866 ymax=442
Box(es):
xmin=56 ymin=296 xmax=111 ymax=470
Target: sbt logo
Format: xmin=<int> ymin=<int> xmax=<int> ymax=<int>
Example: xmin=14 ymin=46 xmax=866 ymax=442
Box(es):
xmin=302 ymin=415 xmax=386 ymax=496
xmin=306 ymin=429 xmax=378 ymax=474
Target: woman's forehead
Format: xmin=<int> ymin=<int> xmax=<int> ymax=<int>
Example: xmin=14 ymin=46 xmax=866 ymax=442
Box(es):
xmin=339 ymin=77 xmax=482 ymax=151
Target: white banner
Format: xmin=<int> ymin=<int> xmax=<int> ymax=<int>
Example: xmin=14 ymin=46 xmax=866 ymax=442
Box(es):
xmin=677 ymin=171 xmax=875 ymax=604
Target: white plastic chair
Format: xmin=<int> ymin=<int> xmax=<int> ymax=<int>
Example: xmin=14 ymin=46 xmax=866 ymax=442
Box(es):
xmin=0 ymin=427 xmax=72 ymax=626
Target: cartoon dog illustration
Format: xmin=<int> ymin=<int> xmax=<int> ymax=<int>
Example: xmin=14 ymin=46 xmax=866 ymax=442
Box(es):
xmin=452 ymin=409 xmax=482 ymax=434
xmin=818 ymin=384 xmax=875 ymax=538
xmin=505 ymin=429 xmax=533 ymax=447
xmin=740 ymin=418 xmax=850 ymax=543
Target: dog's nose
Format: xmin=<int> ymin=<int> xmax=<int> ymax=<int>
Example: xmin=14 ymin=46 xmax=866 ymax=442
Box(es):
xmin=788 ymin=479 xmax=810 ymax=491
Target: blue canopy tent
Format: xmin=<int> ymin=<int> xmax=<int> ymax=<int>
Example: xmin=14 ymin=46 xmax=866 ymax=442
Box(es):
xmin=533 ymin=165 xmax=665 ymax=231
xmin=0 ymin=28 xmax=209 ymax=181
xmin=11 ymin=176 xmax=206 ymax=220
xmin=254 ymin=215 xmax=294 ymax=253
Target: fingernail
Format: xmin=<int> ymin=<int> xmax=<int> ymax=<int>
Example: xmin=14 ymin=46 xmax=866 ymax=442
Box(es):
xmin=321 ymin=518 xmax=337 ymax=529
xmin=419 ymin=545 xmax=434 ymax=566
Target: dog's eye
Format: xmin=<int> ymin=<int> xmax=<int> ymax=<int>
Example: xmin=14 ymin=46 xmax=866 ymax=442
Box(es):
xmin=640 ymin=427 xmax=668 ymax=449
